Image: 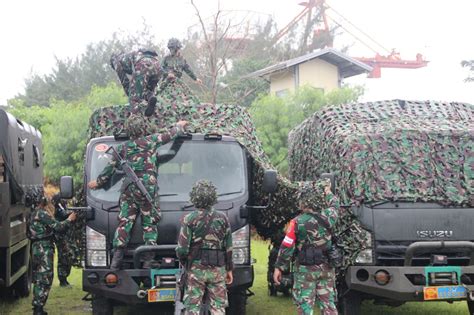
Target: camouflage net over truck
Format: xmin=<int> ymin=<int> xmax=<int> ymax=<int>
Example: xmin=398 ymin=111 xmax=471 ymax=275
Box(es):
xmin=87 ymin=79 xmax=301 ymax=242
xmin=288 ymin=99 xmax=474 ymax=207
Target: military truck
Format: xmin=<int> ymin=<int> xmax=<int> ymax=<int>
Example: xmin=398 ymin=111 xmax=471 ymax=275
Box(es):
xmin=287 ymin=100 xmax=474 ymax=314
xmin=60 ymin=87 xmax=280 ymax=315
xmin=0 ymin=108 xmax=43 ymax=297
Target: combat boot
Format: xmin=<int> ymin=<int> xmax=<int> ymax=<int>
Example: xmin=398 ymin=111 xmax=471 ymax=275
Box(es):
xmin=59 ymin=276 xmax=71 ymax=288
xmin=110 ymin=248 xmax=125 ymax=270
xmin=142 ymin=252 xmax=156 ymax=269
xmin=33 ymin=305 xmax=48 ymax=315
xmin=145 ymin=96 xmax=157 ymax=117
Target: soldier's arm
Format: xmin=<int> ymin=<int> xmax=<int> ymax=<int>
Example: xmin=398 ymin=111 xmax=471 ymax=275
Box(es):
xmin=176 ymin=216 xmax=192 ymax=263
xmin=40 ymin=210 xmax=71 ymax=234
xmin=223 ymin=216 xmax=234 ymax=271
xmin=95 ymin=145 xmax=122 ymax=188
xmin=274 ymin=218 xmax=297 ymax=271
xmin=147 ymin=123 xmax=185 ymax=151
xmin=182 ymin=58 xmax=197 ymax=81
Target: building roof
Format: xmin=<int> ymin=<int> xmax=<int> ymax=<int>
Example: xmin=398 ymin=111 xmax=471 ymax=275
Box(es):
xmin=245 ymin=48 xmax=372 ymax=79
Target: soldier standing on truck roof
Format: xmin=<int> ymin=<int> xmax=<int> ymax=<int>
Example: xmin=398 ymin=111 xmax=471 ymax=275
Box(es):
xmin=28 ymin=196 xmax=77 ymax=315
xmin=162 ymin=38 xmax=202 ymax=85
xmin=273 ymin=181 xmax=339 ymax=315
xmin=88 ymin=116 xmax=188 ymax=270
xmin=176 ymin=180 xmax=234 ymax=315
xmin=51 ymin=193 xmax=74 ymax=288
xmin=110 ymin=48 xmax=161 ymax=117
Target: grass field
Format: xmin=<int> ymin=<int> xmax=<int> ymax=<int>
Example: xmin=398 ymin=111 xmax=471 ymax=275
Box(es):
xmin=1 ymin=239 xmax=469 ymax=314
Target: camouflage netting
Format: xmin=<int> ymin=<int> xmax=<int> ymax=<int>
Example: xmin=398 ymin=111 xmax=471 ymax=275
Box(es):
xmin=87 ymin=79 xmax=301 ymax=242
xmin=288 ymin=99 xmax=474 ymax=207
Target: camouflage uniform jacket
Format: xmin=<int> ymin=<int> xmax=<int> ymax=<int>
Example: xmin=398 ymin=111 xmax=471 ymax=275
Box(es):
xmin=162 ymin=54 xmax=197 ymax=81
xmin=176 ymin=208 xmax=234 ymax=271
xmin=275 ymin=206 xmax=338 ymax=271
xmin=96 ymin=126 xmax=183 ymax=195
xmin=28 ymin=208 xmax=71 ymax=241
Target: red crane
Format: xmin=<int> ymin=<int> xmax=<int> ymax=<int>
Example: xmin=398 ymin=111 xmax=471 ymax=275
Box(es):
xmin=276 ymin=0 xmax=429 ymax=78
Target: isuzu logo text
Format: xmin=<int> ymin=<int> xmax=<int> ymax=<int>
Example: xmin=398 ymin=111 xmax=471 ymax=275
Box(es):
xmin=416 ymin=230 xmax=453 ymax=238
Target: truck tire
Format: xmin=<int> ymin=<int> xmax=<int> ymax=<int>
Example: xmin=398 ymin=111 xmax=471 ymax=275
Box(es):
xmin=467 ymin=301 xmax=474 ymax=315
xmin=226 ymin=289 xmax=247 ymax=315
xmin=339 ymin=291 xmax=362 ymax=315
xmin=13 ymin=258 xmax=32 ymax=298
xmin=92 ymin=295 xmax=114 ymax=315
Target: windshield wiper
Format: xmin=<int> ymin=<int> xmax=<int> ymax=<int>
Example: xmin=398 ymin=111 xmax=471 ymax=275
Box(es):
xmin=159 ymin=193 xmax=178 ymax=197
xmin=218 ymin=190 xmax=243 ymax=197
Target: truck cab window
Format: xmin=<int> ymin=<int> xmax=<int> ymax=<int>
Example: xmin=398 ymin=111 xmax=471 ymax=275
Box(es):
xmin=18 ymin=137 xmax=26 ymax=166
xmin=33 ymin=145 xmax=40 ymax=168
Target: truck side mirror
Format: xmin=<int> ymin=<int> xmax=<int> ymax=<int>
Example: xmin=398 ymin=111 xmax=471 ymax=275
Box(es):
xmin=321 ymin=172 xmax=336 ymax=194
xmin=60 ymin=176 xmax=74 ymax=199
xmin=262 ymin=170 xmax=277 ymax=194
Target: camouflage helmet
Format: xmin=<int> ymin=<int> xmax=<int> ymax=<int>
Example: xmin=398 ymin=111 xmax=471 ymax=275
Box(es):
xmin=138 ymin=48 xmax=158 ymax=57
xmin=124 ymin=113 xmax=145 ymax=139
xmin=297 ymin=181 xmax=327 ymax=212
xmin=189 ymin=180 xmax=218 ymax=209
xmin=167 ymin=38 xmax=182 ymax=50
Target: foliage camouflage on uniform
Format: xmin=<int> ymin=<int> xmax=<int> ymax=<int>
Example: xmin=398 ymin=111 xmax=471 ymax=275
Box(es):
xmin=95 ymin=124 xmax=183 ymax=248
xmin=110 ymin=50 xmax=161 ymax=109
xmin=28 ymin=207 xmax=71 ymax=308
xmin=288 ymin=99 xmax=474 ymax=270
xmin=275 ymin=182 xmax=339 ymax=315
xmin=176 ymin=180 xmax=233 ymax=314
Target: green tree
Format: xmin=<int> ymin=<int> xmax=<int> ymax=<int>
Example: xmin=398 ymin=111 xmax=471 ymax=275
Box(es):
xmin=250 ymin=85 xmax=363 ymax=174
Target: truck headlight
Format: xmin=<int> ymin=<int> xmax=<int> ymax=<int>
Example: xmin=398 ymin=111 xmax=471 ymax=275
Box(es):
xmin=86 ymin=226 xmax=107 ymax=267
xmin=232 ymin=225 xmax=250 ymax=265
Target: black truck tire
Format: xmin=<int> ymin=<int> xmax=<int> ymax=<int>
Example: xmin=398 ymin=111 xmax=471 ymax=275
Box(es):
xmin=339 ymin=290 xmax=362 ymax=315
xmin=467 ymin=301 xmax=474 ymax=315
xmin=226 ymin=289 xmax=247 ymax=315
xmin=13 ymin=258 xmax=32 ymax=297
xmin=92 ymin=295 xmax=114 ymax=315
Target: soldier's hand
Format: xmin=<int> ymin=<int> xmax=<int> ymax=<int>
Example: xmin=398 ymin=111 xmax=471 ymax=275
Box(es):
xmin=196 ymin=78 xmax=202 ymax=85
xmin=176 ymin=120 xmax=188 ymax=129
xmin=88 ymin=180 xmax=98 ymax=190
xmin=167 ymin=73 xmax=176 ymax=80
xmin=273 ymin=268 xmax=282 ymax=285
xmin=67 ymin=212 xmax=77 ymax=222
xmin=225 ymin=271 xmax=233 ymax=285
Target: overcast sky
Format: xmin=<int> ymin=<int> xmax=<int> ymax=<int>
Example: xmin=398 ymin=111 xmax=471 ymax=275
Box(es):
xmin=0 ymin=0 xmax=472 ymax=105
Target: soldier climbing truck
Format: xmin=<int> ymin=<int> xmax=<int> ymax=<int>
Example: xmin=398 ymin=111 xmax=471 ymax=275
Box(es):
xmin=286 ymin=100 xmax=474 ymax=314
xmin=59 ymin=97 xmax=278 ymax=314
xmin=0 ymin=108 xmax=43 ymax=298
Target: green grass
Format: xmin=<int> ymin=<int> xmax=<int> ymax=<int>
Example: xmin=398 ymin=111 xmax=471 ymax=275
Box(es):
xmin=1 ymin=240 xmax=469 ymax=314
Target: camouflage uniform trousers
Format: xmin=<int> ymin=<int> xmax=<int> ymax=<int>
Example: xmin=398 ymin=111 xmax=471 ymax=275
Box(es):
xmin=184 ymin=263 xmax=228 ymax=315
xmin=292 ymin=263 xmax=337 ymax=315
xmin=55 ymin=235 xmax=73 ymax=279
xmin=112 ymin=185 xmax=161 ymax=249
xmin=31 ymin=240 xmax=54 ymax=307
xmin=129 ymin=57 xmax=161 ymax=110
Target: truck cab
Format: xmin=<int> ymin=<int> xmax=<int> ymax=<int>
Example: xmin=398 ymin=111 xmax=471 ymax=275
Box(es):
xmin=77 ymin=133 xmax=272 ymax=314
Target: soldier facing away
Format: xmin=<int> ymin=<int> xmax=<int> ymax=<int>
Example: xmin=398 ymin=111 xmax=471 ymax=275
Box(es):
xmin=51 ymin=193 xmax=73 ymax=287
xmin=176 ymin=180 xmax=233 ymax=315
xmin=273 ymin=181 xmax=340 ymax=315
xmin=88 ymin=116 xmax=188 ymax=270
xmin=162 ymin=38 xmax=202 ymax=85
xmin=28 ymin=196 xmax=77 ymax=315
xmin=110 ymin=49 xmax=161 ymax=116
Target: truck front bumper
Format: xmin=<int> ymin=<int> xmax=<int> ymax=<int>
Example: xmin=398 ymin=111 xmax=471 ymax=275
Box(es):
xmin=82 ymin=264 xmax=254 ymax=304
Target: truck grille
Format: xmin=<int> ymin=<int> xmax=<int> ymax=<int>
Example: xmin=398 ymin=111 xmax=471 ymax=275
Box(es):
xmin=375 ymin=241 xmax=472 ymax=266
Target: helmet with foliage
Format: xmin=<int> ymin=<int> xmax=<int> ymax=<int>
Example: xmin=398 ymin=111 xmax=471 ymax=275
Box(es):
xmin=125 ymin=114 xmax=145 ymax=139
xmin=138 ymin=48 xmax=158 ymax=57
xmin=189 ymin=180 xmax=218 ymax=209
xmin=167 ymin=38 xmax=182 ymax=50
xmin=297 ymin=181 xmax=329 ymax=212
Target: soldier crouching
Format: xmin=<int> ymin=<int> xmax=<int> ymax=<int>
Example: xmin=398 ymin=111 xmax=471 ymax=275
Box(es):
xmin=28 ymin=196 xmax=77 ymax=315
xmin=176 ymin=180 xmax=234 ymax=315
xmin=273 ymin=182 xmax=339 ymax=315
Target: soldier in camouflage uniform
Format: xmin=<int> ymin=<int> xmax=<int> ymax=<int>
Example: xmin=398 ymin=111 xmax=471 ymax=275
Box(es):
xmin=28 ymin=196 xmax=77 ymax=315
xmin=176 ymin=180 xmax=234 ymax=315
xmin=88 ymin=116 xmax=188 ymax=269
xmin=162 ymin=38 xmax=202 ymax=85
xmin=51 ymin=193 xmax=73 ymax=287
xmin=110 ymin=49 xmax=161 ymax=116
xmin=273 ymin=181 xmax=339 ymax=315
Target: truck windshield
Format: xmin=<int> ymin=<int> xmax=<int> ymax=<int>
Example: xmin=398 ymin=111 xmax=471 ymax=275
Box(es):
xmin=87 ymin=140 xmax=246 ymax=204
